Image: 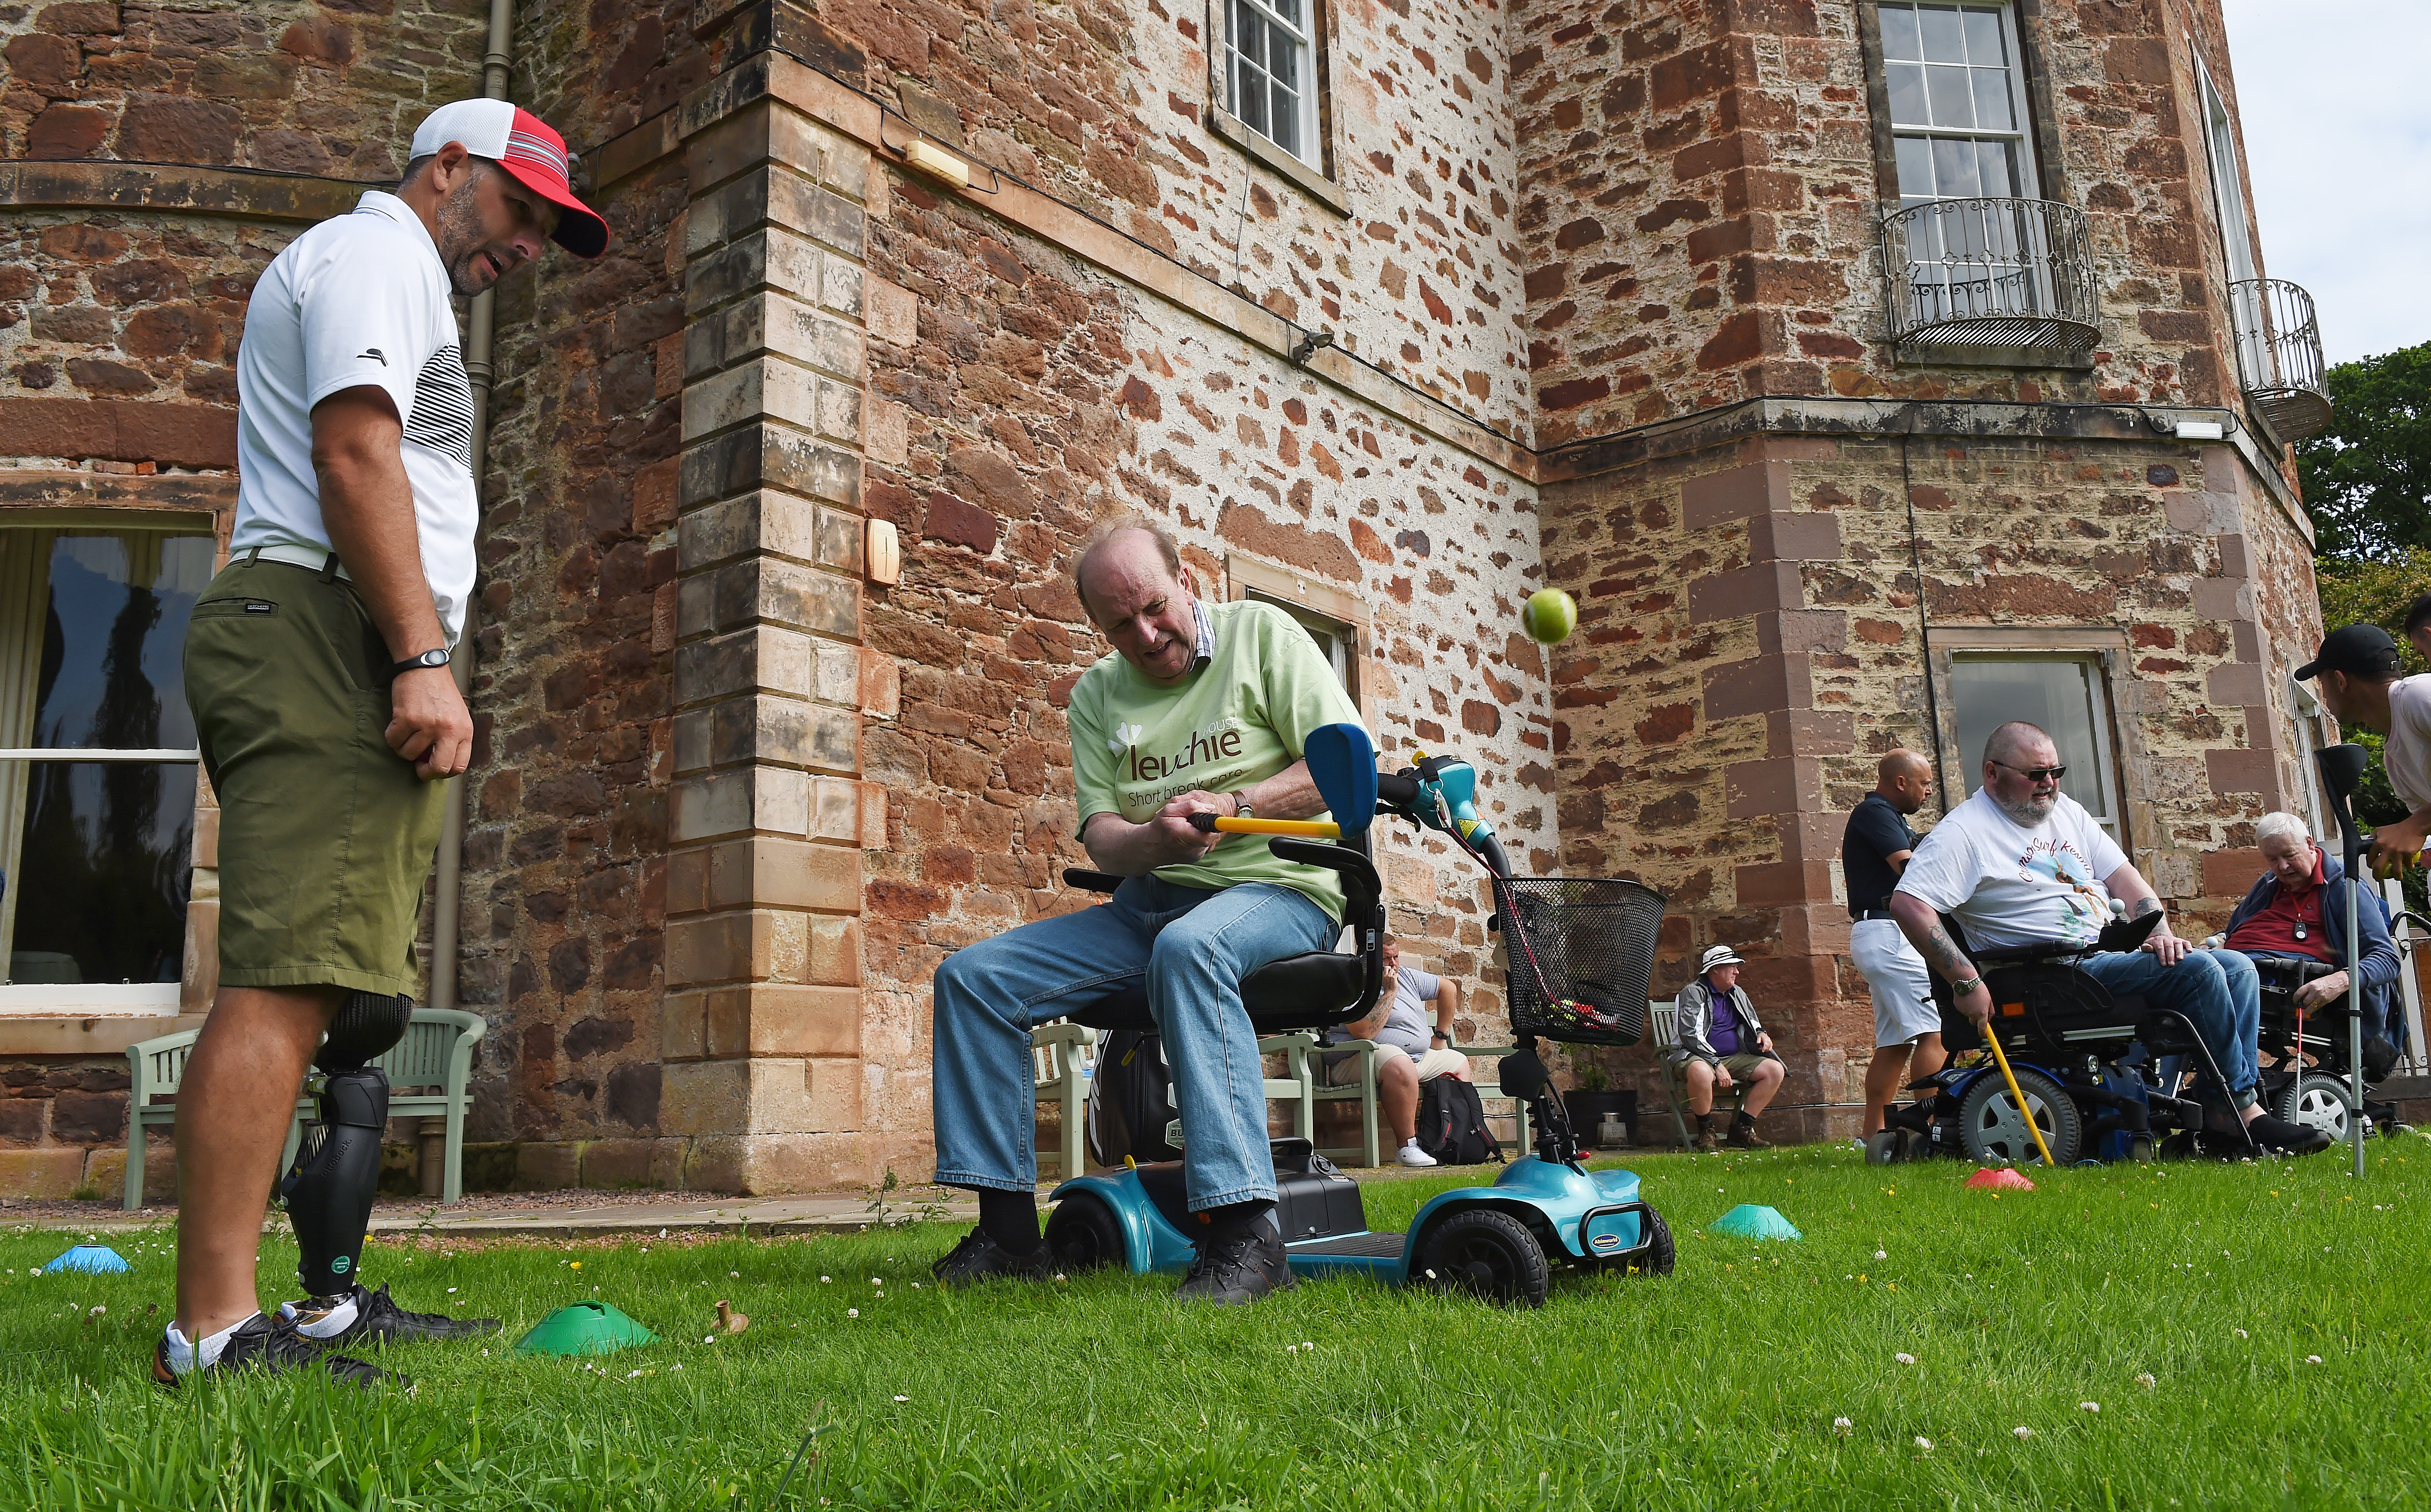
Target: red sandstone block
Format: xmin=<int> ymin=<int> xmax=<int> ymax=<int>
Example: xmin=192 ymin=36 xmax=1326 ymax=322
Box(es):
xmin=2202 ymin=848 xmax=2264 ymax=899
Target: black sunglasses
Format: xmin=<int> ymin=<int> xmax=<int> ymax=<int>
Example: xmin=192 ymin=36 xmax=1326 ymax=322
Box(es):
xmin=1991 ymin=760 xmax=2067 ymax=783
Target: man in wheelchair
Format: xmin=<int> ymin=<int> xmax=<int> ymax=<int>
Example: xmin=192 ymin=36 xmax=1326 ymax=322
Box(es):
xmin=2221 ymin=810 xmax=2399 ymax=1036
xmin=927 ymin=517 xmax=1364 ymax=1304
xmin=1890 ymin=722 xmax=2333 ymax=1157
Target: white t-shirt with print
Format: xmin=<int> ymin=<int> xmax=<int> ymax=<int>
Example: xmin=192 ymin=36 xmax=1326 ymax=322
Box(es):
xmin=2383 ymin=676 xmax=2431 ymax=814
xmin=1893 ymin=790 xmax=2129 ymax=952
xmin=233 ymin=191 xmax=478 ymax=644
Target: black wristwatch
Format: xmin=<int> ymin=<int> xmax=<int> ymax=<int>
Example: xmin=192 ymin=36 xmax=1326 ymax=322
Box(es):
xmin=389 ymin=647 xmax=450 ymax=679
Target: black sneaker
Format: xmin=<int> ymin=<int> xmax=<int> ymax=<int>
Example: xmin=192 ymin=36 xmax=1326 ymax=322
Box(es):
xmin=1175 ymin=1226 xmax=1294 ymax=1306
xmin=2248 ymin=1113 xmax=2335 ymax=1156
xmin=931 ymin=1227 xmax=1054 ymax=1288
xmin=151 ymin=1312 xmax=401 ymax=1391
xmin=285 ymin=1282 xmax=501 ymax=1347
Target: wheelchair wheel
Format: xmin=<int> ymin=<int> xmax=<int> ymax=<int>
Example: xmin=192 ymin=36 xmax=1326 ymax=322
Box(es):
xmin=1420 ymin=1209 xmax=1551 ymax=1308
xmin=1864 ymin=1130 xmax=1903 ymax=1167
xmin=2272 ymin=1073 xmax=2357 ymax=1144
xmin=1957 ymin=1067 xmax=2082 ymax=1167
xmin=1042 ymin=1191 xmax=1127 ymax=1273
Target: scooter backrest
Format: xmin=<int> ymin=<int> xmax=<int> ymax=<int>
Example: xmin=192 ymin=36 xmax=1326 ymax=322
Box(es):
xmin=1304 ymin=722 xmax=1378 ymax=837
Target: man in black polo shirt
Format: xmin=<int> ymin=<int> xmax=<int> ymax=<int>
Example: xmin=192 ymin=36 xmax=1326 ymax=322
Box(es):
xmin=1845 ymin=750 xmax=1945 ymax=1136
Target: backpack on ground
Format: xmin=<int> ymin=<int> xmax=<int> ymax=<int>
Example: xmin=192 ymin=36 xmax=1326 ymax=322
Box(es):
xmin=1415 ymin=1076 xmax=1503 ymax=1165
xmin=1085 ymin=1029 xmax=1180 ymax=1167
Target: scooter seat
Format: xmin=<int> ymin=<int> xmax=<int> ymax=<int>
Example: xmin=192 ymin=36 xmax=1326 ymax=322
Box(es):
xmin=1064 ymin=953 xmax=1371 ymax=1034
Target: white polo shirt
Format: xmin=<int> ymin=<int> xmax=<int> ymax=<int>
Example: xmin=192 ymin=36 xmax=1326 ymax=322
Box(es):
xmin=232 ymin=191 xmax=478 ymax=644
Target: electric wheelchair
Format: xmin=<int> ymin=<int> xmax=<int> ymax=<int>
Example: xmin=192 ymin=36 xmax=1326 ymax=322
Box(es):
xmin=2250 ymin=956 xmax=2404 ymax=1143
xmin=1866 ymin=910 xmax=2256 ymax=1165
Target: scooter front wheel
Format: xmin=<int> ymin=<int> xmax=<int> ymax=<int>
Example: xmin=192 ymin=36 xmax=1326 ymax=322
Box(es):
xmin=1420 ymin=1209 xmax=1550 ymax=1308
xmin=1042 ymin=1192 xmax=1126 ymax=1273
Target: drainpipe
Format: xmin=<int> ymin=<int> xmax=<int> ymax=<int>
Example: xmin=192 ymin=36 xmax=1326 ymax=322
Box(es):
xmin=428 ymin=0 xmax=516 ymax=1019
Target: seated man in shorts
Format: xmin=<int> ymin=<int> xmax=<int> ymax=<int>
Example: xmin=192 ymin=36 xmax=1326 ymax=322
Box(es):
xmin=1669 ymin=945 xmax=1785 ymax=1151
xmin=928 ymin=517 xmax=1363 ymax=1305
xmin=2222 ymin=810 xmax=2399 ymax=1045
xmin=1323 ymin=935 xmax=1472 ymax=1167
xmin=1891 ymin=721 xmax=2332 ymax=1156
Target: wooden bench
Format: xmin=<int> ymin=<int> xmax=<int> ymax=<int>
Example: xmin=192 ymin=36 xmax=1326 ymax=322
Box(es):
xmin=124 ymin=1007 xmax=486 ymax=1209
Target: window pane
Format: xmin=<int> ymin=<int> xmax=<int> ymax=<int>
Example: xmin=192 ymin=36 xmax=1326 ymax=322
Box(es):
xmin=1932 ymin=137 xmax=1982 ymax=197
xmin=9 ymin=760 xmax=195 ymax=984
xmin=1269 ymin=79 xmax=1300 ymax=155
xmin=32 ymin=533 xmax=214 ymax=752
xmin=1917 ymin=5 xmax=1967 ymax=63
xmin=1894 ymin=135 xmax=1937 ymax=199
xmin=1975 ymin=138 xmax=2019 ymax=198
xmin=1880 ymin=4 xmax=1923 ymax=62
xmin=1925 ymin=63 xmax=1977 ymax=128
xmin=1232 ymin=2 xmax=1265 ymax=70
xmin=1962 ymin=7 xmax=2006 ymax=65
xmin=1950 ymin=659 xmax=2115 ymax=823
xmin=1269 ymin=0 xmax=1303 ymax=31
xmin=1235 ymin=54 xmax=1268 ymax=136
xmin=1971 ymin=66 xmax=2014 ymax=131
xmin=1887 ymin=62 xmax=1928 ymax=125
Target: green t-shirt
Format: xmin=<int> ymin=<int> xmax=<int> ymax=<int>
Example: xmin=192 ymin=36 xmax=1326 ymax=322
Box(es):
xmin=1070 ymin=598 xmax=1365 ymax=921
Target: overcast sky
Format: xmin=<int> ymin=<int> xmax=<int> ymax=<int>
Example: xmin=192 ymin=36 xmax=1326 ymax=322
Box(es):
xmin=2221 ymin=1 xmax=2431 ymax=366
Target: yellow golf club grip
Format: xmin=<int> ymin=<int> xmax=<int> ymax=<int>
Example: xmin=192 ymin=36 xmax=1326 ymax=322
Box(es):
xmin=1186 ymin=815 xmax=1342 ymax=839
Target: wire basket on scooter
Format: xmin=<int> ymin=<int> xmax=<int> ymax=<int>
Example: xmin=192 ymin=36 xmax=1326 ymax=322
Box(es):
xmin=1492 ymin=877 xmax=1666 ymax=1047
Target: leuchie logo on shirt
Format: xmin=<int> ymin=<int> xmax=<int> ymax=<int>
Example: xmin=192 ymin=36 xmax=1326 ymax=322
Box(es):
xmin=1109 ymin=716 xmax=1246 ymax=782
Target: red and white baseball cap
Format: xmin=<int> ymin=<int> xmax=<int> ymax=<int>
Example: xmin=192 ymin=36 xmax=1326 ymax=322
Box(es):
xmin=411 ymin=99 xmax=609 ymax=258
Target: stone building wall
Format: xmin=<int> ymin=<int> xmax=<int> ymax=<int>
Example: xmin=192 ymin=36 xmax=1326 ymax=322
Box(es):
xmin=1510 ymin=0 xmax=2281 ymax=444
xmin=0 ymin=0 xmax=2343 ymax=1190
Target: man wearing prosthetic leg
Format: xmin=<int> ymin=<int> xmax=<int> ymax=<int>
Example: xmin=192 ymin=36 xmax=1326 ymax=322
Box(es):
xmin=929 ymin=517 xmax=1363 ymax=1304
xmin=156 ymin=100 xmax=608 ymax=1387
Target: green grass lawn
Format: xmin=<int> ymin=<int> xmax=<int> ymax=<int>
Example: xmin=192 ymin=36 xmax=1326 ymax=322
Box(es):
xmin=4 ymin=1141 xmax=2426 ymax=1510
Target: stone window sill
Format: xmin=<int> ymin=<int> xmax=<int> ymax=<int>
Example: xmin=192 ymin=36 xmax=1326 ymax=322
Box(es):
xmin=1207 ymin=107 xmax=1351 ymax=218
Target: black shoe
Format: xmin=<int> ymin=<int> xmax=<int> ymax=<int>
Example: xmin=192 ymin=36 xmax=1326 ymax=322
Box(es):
xmin=1175 ymin=1226 xmax=1294 ymax=1306
xmin=151 ymin=1312 xmax=401 ymax=1391
xmin=2247 ymin=1114 xmax=2334 ymax=1156
xmin=285 ymin=1282 xmax=501 ymax=1347
xmin=932 ymin=1226 xmax=1054 ymax=1288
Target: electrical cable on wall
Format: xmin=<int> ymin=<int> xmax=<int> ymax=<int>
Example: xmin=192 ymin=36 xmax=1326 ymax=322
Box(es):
xmin=1898 ymin=429 xmax=1951 ymax=810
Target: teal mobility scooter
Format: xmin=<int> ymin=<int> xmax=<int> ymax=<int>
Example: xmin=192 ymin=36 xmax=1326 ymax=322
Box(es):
xmin=1039 ymin=722 xmax=1675 ymax=1307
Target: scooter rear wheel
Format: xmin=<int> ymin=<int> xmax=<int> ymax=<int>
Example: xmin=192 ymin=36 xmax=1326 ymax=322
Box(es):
xmin=1042 ymin=1192 xmax=1127 ymax=1273
xmin=1420 ymin=1209 xmax=1550 ymax=1308
xmin=1628 ymin=1207 xmax=1675 ymax=1277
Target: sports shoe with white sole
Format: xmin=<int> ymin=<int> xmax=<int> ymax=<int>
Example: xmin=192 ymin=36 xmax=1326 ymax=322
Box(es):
xmin=284 ymin=1282 xmax=501 ymax=1348
xmin=152 ymin=1311 xmax=400 ymax=1391
xmin=1395 ymin=1140 xmax=1439 ymax=1168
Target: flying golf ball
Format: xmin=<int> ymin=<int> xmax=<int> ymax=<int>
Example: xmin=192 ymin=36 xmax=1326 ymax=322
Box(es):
xmin=1521 ymin=587 xmax=1578 ymax=645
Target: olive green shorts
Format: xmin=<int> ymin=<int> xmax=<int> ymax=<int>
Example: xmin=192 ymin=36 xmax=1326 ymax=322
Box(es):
xmin=183 ymin=556 xmax=447 ymax=997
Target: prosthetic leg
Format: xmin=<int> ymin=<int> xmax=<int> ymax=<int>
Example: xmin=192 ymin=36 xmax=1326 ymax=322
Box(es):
xmin=281 ymin=990 xmax=411 ymax=1301
xmin=276 ymin=992 xmax=501 ymax=1346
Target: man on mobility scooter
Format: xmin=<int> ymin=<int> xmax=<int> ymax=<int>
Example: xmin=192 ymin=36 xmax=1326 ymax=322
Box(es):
xmin=1889 ymin=721 xmax=2333 ymax=1158
xmin=927 ymin=517 xmax=1362 ymax=1304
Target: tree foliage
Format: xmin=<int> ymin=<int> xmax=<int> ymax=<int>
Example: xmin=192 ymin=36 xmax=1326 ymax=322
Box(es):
xmin=2296 ymin=340 xmax=2431 ymax=562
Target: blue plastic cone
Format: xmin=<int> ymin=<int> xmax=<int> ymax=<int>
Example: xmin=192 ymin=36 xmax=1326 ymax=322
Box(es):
xmin=1708 ymin=1204 xmax=1802 ymax=1241
xmin=42 ymin=1244 xmax=130 ymax=1275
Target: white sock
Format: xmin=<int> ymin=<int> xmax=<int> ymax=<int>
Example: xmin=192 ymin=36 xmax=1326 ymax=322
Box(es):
xmin=1402 ymin=1138 xmax=1423 ymax=1150
xmin=282 ymin=1291 xmax=361 ymax=1340
xmin=163 ymin=1312 xmax=260 ymax=1375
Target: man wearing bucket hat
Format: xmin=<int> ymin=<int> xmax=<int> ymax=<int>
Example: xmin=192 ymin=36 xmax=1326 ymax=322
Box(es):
xmin=1670 ymin=945 xmax=1785 ymax=1151
xmin=2299 ymin=624 xmax=2431 ymax=878
xmin=158 ymin=100 xmax=608 ymax=1389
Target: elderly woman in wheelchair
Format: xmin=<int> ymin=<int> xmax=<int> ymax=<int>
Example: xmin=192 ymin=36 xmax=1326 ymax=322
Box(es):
xmin=1880 ymin=721 xmax=2333 ymax=1163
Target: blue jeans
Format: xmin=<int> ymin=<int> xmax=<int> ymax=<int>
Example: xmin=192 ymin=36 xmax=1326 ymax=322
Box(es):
xmin=2082 ymin=947 xmax=2259 ymax=1109
xmin=931 ymin=877 xmax=1336 ymax=1212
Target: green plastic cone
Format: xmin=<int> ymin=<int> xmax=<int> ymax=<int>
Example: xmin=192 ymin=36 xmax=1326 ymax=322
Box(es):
xmin=510 ymin=1301 xmax=658 ymax=1357
xmin=1708 ymin=1203 xmax=1802 ymax=1241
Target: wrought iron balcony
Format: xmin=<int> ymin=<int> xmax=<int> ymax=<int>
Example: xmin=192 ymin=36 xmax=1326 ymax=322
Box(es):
xmin=1880 ymin=197 xmax=2099 ymax=365
xmin=2228 ymin=278 xmax=2332 ymax=443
